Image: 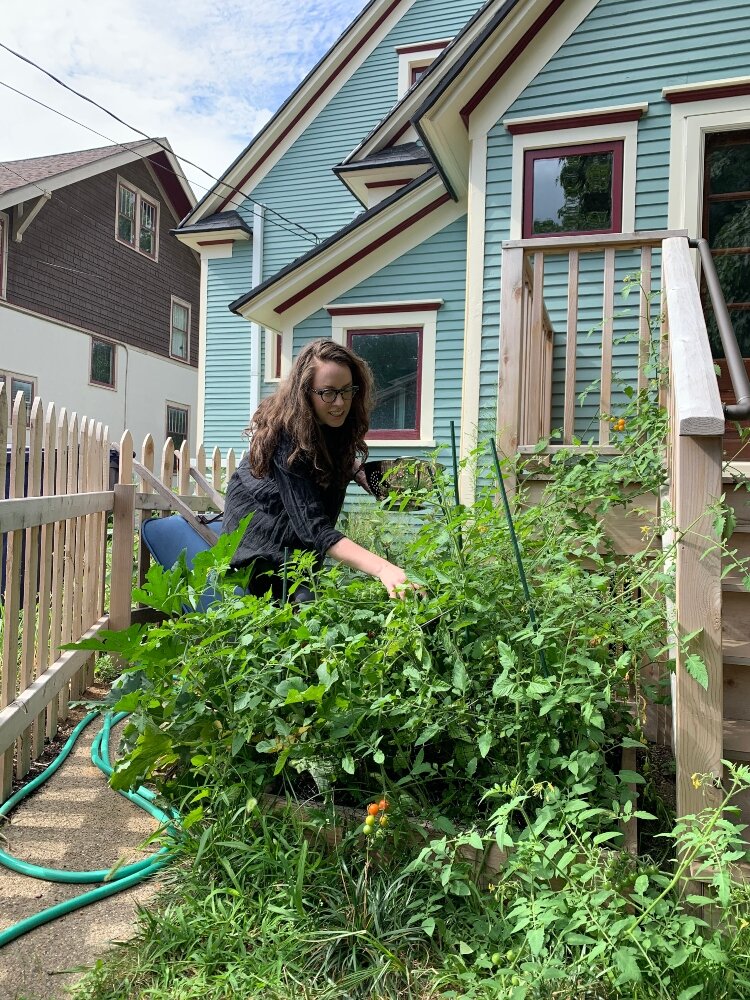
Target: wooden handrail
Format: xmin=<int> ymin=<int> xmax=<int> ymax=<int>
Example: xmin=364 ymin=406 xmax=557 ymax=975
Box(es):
xmin=662 ymin=238 xmax=724 ymax=435
xmin=502 ymin=228 xmax=688 ymax=252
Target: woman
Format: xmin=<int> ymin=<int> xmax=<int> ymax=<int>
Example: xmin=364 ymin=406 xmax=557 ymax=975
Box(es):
xmin=223 ymin=338 xmax=415 ymax=601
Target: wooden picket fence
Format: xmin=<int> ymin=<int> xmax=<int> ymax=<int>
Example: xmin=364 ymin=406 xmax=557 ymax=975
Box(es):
xmin=0 ymin=384 xmax=237 ymax=805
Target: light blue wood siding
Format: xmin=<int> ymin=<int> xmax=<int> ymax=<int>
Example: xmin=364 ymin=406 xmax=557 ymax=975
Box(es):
xmin=482 ymin=0 xmax=750 ymax=435
xmin=248 ymin=0 xmax=482 ymax=279
xmin=204 ymin=242 xmax=254 ymax=457
xmin=293 ymin=214 xmax=468 ymax=472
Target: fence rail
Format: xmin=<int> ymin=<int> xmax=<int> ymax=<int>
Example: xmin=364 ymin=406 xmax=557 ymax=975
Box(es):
xmin=0 ymin=387 xmax=236 ymax=805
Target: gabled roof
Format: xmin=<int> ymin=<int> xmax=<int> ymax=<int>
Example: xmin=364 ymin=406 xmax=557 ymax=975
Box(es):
xmin=0 ymin=139 xmax=195 ymax=219
xmin=334 ymin=141 xmax=430 ymax=172
xmin=179 ymin=0 xmax=416 ymax=226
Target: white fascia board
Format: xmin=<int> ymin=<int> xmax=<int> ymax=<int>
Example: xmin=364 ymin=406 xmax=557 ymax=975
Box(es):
xmin=174 ymin=229 xmax=251 ymax=253
xmin=236 ymin=176 xmax=463 ymax=330
xmin=0 ymin=140 xmax=168 ymax=213
xmin=337 ymin=162 xmax=432 ymax=205
xmin=182 ymin=0 xmax=417 ymax=224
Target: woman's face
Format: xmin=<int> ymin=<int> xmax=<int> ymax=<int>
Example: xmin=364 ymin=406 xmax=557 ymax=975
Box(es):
xmin=309 ymin=360 xmax=356 ymax=428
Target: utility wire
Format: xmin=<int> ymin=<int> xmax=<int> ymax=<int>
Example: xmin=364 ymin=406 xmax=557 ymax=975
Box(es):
xmin=0 ymin=40 xmax=321 ymax=243
xmin=0 ymin=81 xmax=316 ymax=246
xmin=0 ymin=88 xmax=316 ymax=248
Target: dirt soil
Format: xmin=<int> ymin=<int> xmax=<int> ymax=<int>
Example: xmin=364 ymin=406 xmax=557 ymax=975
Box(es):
xmin=0 ymin=691 xmax=162 ymax=1000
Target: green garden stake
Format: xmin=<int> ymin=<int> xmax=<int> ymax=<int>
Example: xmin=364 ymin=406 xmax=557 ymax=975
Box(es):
xmin=450 ymin=419 xmax=463 ymax=551
xmin=490 ymin=438 xmax=548 ymax=678
xmin=282 ymin=546 xmax=289 ymax=604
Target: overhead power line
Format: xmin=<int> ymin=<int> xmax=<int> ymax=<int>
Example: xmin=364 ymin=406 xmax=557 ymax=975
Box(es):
xmin=0 ymin=40 xmax=321 ymax=244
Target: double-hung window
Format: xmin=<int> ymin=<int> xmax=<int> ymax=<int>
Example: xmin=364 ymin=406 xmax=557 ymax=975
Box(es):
xmin=166 ymin=403 xmax=189 ymax=452
xmin=1 ymin=370 xmax=36 ymax=424
xmin=170 ymin=296 xmax=191 ymax=361
xmin=116 ymin=178 xmax=159 ymax=259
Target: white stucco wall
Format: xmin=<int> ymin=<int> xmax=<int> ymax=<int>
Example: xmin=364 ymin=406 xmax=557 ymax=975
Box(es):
xmin=0 ymin=302 xmax=198 ymax=455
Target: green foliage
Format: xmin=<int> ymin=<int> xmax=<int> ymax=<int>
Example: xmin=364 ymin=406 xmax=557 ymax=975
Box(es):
xmin=70 ymin=372 xmax=750 ymax=999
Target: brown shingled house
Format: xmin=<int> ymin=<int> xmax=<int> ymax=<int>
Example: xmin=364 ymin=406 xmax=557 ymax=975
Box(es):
xmin=0 ymin=139 xmax=200 ymax=452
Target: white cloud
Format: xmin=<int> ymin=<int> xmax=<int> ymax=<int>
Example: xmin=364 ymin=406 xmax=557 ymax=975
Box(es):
xmin=0 ymin=0 xmax=365 ymax=195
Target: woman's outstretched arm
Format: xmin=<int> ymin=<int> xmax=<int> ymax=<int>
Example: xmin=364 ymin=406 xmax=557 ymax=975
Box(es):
xmin=327 ymin=536 xmax=413 ymax=599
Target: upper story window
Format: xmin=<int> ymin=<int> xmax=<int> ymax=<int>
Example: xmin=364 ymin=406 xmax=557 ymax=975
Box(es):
xmin=396 ymin=39 xmax=451 ymax=100
xmin=116 ymin=178 xmax=159 ymax=259
xmin=90 ymin=337 xmax=116 ymax=388
xmin=522 ymin=140 xmax=624 ymax=239
xmin=170 ymin=296 xmax=191 ymax=361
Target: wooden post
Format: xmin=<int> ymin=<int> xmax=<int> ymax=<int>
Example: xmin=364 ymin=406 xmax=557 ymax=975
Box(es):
xmin=673 ymin=433 xmax=724 ymax=819
xmin=110 ymin=484 xmax=135 ymax=634
xmin=564 ymin=250 xmax=580 ymax=443
xmin=497 ymin=246 xmax=526 ymax=494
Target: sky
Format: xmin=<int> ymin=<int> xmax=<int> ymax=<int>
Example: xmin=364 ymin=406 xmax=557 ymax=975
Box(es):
xmin=1 ymin=0 xmax=367 ymax=200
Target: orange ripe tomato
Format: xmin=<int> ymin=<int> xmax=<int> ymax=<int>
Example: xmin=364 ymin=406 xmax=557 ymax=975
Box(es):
xmin=378 ymin=799 xmax=389 ymax=812
xmin=367 ymin=803 xmax=380 ymax=816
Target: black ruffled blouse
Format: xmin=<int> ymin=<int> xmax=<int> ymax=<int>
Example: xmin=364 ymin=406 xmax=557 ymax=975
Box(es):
xmin=222 ymin=429 xmax=348 ymax=570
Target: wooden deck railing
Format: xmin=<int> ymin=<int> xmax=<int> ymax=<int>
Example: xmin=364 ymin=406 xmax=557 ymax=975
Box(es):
xmin=498 ymin=229 xmax=727 ymax=825
xmin=0 ymin=390 xmax=238 ymax=805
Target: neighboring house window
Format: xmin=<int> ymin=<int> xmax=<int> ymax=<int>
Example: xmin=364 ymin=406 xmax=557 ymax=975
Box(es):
xmin=116 ymin=178 xmax=159 ymax=259
xmin=170 ymin=296 xmax=191 ymax=361
xmin=348 ymin=328 xmax=422 ymax=439
xmin=522 ymin=140 xmax=624 ymax=239
xmin=90 ymin=338 xmax=116 ymax=388
xmin=0 ymin=211 xmax=7 ymax=298
xmin=1 ymin=370 xmax=36 ymax=424
xmin=166 ymin=403 xmax=189 ymax=452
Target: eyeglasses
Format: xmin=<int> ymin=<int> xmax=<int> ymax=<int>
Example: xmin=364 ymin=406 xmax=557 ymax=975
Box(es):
xmin=310 ymin=386 xmax=359 ymax=403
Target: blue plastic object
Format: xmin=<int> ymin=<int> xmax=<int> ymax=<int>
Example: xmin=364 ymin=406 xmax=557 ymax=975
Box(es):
xmin=140 ymin=514 xmax=223 ymax=611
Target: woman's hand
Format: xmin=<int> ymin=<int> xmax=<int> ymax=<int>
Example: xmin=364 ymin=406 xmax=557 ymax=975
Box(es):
xmin=378 ymin=562 xmax=421 ymax=600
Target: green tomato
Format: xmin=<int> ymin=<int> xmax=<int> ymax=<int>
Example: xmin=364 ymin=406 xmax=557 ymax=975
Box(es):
xmin=491 ymin=952 xmax=502 ymax=966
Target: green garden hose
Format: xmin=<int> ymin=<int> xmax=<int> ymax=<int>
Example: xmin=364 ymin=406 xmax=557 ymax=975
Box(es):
xmin=0 ymin=710 xmax=177 ymax=948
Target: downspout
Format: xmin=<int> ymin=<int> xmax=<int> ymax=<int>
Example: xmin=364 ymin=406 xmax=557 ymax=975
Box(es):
xmin=249 ymin=204 xmax=265 ymax=417
xmin=690 ymin=237 xmax=750 ymax=419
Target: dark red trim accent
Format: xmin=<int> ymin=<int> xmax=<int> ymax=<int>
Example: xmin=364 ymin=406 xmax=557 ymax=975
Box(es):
xmin=275 ymin=192 xmax=451 ymax=314
xmin=387 ymin=121 xmax=413 ymax=146
xmin=327 ymin=301 xmax=442 ymax=315
xmin=395 ymin=39 xmax=450 ymax=55
xmin=274 ymin=332 xmax=282 ymax=379
xmin=507 ymin=108 xmax=644 ymax=135
xmin=665 ymin=82 xmax=750 ymax=104
xmin=196 ymin=239 xmax=235 ymax=246
xmin=218 ymin=0 xmax=404 ymax=211
xmin=347 ymin=326 xmax=423 ymax=439
xmin=146 ymin=151 xmax=193 ymax=220
xmin=460 ymin=0 xmax=566 ymax=126
xmin=364 ymin=178 xmax=412 ymax=189
xmin=522 ymin=140 xmax=624 ymax=240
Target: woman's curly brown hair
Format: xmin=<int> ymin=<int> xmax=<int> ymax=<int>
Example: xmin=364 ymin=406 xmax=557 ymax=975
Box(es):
xmin=245 ymin=338 xmax=374 ymax=488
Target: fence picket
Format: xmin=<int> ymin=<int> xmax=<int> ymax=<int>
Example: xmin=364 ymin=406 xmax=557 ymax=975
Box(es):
xmin=59 ymin=412 xmax=79 ymax=717
xmin=48 ymin=408 xmax=69 ymax=739
xmin=17 ymin=397 xmax=44 ymax=778
xmin=34 ymin=402 xmax=57 ymax=756
xmin=1 ymin=392 xmax=27 ymax=797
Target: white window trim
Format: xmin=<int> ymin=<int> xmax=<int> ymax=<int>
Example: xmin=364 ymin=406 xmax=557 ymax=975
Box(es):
xmin=170 ymin=294 xmax=192 ymax=362
xmin=330 ymin=305 xmax=438 ymax=447
xmin=1 ymin=369 xmax=36 ymax=422
xmin=115 ymin=174 xmax=159 ymax=261
xmin=89 ymin=336 xmax=117 ymax=390
xmin=396 ymin=40 xmax=451 ymax=99
xmin=508 ymin=119 xmax=639 ymax=240
xmin=668 ymin=92 xmax=750 ymax=238
xmin=0 ymin=210 xmax=8 ymax=299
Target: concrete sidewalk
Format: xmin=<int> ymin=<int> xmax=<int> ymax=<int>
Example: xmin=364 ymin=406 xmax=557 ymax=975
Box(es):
xmin=0 ymin=704 xmax=163 ymax=1000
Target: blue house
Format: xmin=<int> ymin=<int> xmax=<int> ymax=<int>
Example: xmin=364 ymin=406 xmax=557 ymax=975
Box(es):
xmin=175 ymin=0 xmax=750 ymax=500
